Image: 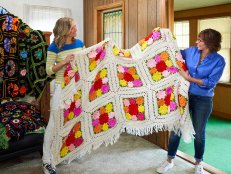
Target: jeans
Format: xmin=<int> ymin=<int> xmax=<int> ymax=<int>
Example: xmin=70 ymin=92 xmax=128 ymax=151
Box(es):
xmin=167 ymin=94 xmax=213 ymax=162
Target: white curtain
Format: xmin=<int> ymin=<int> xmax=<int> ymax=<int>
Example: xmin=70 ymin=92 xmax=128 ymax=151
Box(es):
xmin=24 ymin=5 xmax=72 ymax=42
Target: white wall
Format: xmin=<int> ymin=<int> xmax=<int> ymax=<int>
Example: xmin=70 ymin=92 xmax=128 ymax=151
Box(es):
xmin=0 ymin=0 xmax=84 ymax=40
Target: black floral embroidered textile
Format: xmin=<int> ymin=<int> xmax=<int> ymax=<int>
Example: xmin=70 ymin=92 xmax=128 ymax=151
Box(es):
xmin=0 ymin=101 xmax=46 ymax=142
xmin=0 ymin=8 xmax=53 ymax=100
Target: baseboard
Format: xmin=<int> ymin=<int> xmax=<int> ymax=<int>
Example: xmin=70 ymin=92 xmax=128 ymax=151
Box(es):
xmin=176 ymin=150 xmax=226 ymax=174
xmin=212 ymin=111 xmax=231 ymax=120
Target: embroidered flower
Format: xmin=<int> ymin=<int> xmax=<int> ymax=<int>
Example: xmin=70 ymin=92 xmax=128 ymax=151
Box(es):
xmin=139 ymin=28 xmax=161 ymax=51
xmin=92 ymin=102 xmax=117 ymax=134
xmin=175 ymin=51 xmax=187 ymax=71
xmin=88 ymin=43 xmax=107 ymax=72
xmin=63 ymin=90 xmax=82 ymax=124
xmin=147 ymin=51 xmax=177 ymax=82
xmin=178 ymin=94 xmax=187 ymax=114
xmin=117 ymin=65 xmax=143 ymax=88
xmin=123 ymin=97 xmax=145 ymax=121
xmin=20 ymin=69 xmax=27 ymax=76
xmin=89 ymin=68 xmax=109 ymax=101
xmin=63 ymin=63 xmax=80 ymax=89
xmin=157 ymin=86 xmax=177 ymax=115
xmin=60 ymin=122 xmax=83 ymax=158
xmin=112 ymin=45 xmax=131 ymax=58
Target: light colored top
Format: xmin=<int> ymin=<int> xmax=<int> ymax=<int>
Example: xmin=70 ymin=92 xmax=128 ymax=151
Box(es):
xmin=46 ymin=39 xmax=84 ymax=84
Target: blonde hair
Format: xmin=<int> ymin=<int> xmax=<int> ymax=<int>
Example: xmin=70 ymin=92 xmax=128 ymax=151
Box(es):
xmin=53 ymin=17 xmax=75 ymax=48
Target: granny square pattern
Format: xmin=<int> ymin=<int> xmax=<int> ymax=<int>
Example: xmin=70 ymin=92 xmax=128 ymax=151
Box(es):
xmin=51 ymin=28 xmax=194 ymax=165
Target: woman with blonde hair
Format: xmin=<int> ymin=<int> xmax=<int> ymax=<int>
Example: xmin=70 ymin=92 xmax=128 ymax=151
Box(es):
xmin=42 ymin=17 xmax=84 ymax=174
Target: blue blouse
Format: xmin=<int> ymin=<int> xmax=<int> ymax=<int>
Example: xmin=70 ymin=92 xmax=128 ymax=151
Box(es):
xmin=181 ymin=46 xmax=225 ymax=97
xmin=48 ymin=39 xmax=84 ymax=53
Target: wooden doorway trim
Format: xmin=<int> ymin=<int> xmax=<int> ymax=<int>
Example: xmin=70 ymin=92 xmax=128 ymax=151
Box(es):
xmin=93 ymin=1 xmax=125 ymax=47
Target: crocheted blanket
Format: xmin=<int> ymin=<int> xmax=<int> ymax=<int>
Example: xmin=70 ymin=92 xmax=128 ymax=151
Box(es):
xmin=52 ymin=28 xmax=194 ymax=165
xmin=0 ymin=6 xmax=53 ymax=100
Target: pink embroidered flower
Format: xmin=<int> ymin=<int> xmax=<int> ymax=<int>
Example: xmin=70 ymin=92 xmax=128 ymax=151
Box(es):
xmin=154 ymin=55 xmax=161 ymax=63
xmin=96 ymin=46 xmax=103 ymax=53
xmin=117 ymin=65 xmax=124 ymax=73
xmin=152 ymin=31 xmax=161 ymax=40
xmin=133 ymin=80 xmax=142 ymax=87
xmin=166 ymin=87 xmax=173 ymax=95
xmin=170 ymin=101 xmax=177 ymax=111
xmin=20 ymin=69 xmax=27 ymax=76
xmin=168 ymin=66 xmax=178 ymax=73
xmin=100 ymin=50 xmax=106 ymax=59
xmin=102 ymin=77 xmax=108 ymax=83
xmin=108 ymin=112 xmax=115 ymax=119
xmin=131 ymin=115 xmax=137 ymax=120
xmin=102 ymin=84 xmax=109 ymax=93
xmin=128 ymin=82 xmax=133 ymax=88
xmin=92 ymin=119 xmax=100 ymax=126
xmin=129 ymin=98 xmax=136 ymax=104
xmin=75 ymin=100 xmax=81 ymax=108
xmin=74 ymin=108 xmax=82 ymax=116
xmin=93 ymin=111 xmax=100 ymax=119
xmin=123 ymin=99 xmax=130 ymax=106
xmin=137 ymin=113 xmax=145 ymax=120
xmin=88 ymin=51 xmax=97 ymax=58
xmin=157 ymin=90 xmax=166 ymax=99
xmin=147 ymin=59 xmax=156 ymax=68
xmin=162 ymin=70 xmax=170 ymax=77
xmin=68 ymin=70 xmax=75 ymax=77
xmin=108 ymin=118 xmax=116 ymax=127
xmin=68 ymin=144 xmax=75 ymax=151
xmin=64 ymin=110 xmax=69 ymax=118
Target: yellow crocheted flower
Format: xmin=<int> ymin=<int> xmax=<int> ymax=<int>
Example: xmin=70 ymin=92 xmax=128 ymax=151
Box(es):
xmin=105 ymin=103 xmax=113 ymax=113
xmin=89 ymin=61 xmax=97 ymax=71
xmin=124 ymin=50 xmax=131 ymax=57
xmin=102 ymin=123 xmax=109 ymax=131
xmin=159 ymin=105 xmax=168 ymax=115
xmin=61 ymin=82 xmax=65 ymax=89
xmin=170 ymin=93 xmax=174 ymax=100
xmin=100 ymin=68 xmax=107 ymax=78
xmin=68 ymin=112 xmax=74 ymax=120
xmin=125 ymin=113 xmax=131 ymax=120
xmin=119 ymin=79 xmax=127 ymax=87
xmin=138 ymin=105 xmax=145 ymax=113
xmin=152 ymin=72 xmax=162 ymax=81
xmin=74 ymin=91 xmax=81 ymax=100
xmin=75 ymin=131 xmax=82 ymax=138
xmin=132 ymin=74 xmax=139 ymax=80
xmin=141 ymin=41 xmax=148 ymax=51
xmin=112 ymin=47 xmax=120 ymax=55
xmin=60 ymin=146 xmax=69 ymax=157
xmin=166 ymin=60 xmax=173 ymax=67
xmin=96 ymin=89 xmax=102 ymax=97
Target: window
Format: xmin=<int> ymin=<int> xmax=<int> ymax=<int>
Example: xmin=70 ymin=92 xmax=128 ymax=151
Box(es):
xmin=174 ymin=21 xmax=189 ymax=50
xmin=24 ymin=5 xmax=71 ymax=41
xmin=103 ymin=10 xmax=123 ymax=48
xmin=198 ymin=17 xmax=231 ymax=83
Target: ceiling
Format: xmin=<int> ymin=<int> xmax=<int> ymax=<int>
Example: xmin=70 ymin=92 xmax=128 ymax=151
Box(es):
xmin=174 ymin=0 xmax=231 ymax=11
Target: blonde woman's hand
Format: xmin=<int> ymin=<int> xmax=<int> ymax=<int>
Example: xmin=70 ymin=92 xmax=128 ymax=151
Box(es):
xmin=63 ymin=54 xmax=75 ymax=65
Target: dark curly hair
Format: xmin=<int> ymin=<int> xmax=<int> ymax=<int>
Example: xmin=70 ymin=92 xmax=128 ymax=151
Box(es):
xmin=199 ymin=29 xmax=222 ymax=52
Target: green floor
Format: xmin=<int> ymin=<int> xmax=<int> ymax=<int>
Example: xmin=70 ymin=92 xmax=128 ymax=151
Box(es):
xmin=179 ymin=116 xmax=231 ymax=173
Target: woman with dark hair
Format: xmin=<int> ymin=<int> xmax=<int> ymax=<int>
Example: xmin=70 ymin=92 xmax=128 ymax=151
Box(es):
xmin=156 ymin=28 xmax=225 ymax=174
xmin=42 ymin=17 xmax=84 ymax=174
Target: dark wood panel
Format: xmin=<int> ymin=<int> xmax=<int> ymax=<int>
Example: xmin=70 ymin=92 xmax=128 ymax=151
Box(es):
xmin=84 ymin=0 xmax=174 ymax=149
xmin=128 ymin=0 xmax=138 ymax=47
xmin=137 ymin=0 xmax=148 ymax=40
xmin=147 ymin=0 xmax=157 ymax=33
